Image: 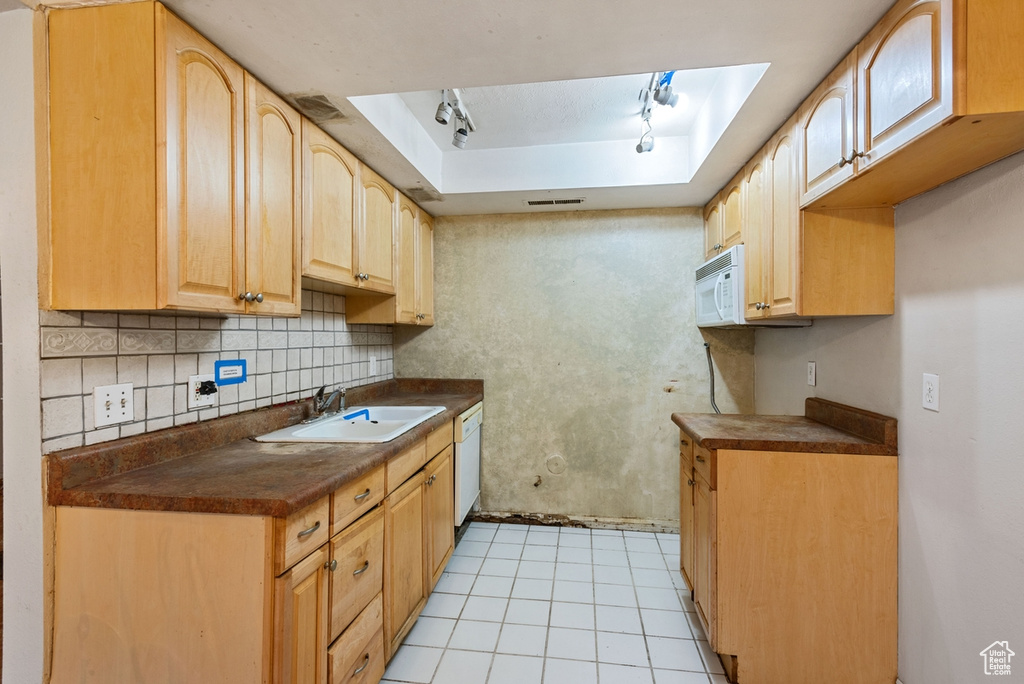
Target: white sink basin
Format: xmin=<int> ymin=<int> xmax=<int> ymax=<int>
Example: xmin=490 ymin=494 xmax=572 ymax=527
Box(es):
xmin=254 ymin=405 xmax=446 ymax=444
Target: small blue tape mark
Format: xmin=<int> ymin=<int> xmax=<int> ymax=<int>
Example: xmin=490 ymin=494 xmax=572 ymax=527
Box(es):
xmin=343 ymin=409 xmax=370 ymax=421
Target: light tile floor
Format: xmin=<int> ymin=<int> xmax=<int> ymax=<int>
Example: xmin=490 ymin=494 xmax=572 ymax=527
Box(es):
xmin=383 ymin=522 xmax=729 ymax=684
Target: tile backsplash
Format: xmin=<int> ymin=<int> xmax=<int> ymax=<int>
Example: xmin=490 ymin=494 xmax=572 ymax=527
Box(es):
xmin=39 ymin=290 xmax=393 ymax=453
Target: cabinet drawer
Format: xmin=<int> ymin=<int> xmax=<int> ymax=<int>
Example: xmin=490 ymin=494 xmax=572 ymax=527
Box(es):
xmin=275 ymin=495 xmax=331 ymax=575
xmin=386 ymin=440 xmax=427 ymax=493
xmin=328 ymin=593 xmax=385 ymax=684
xmin=426 ymin=419 xmax=453 ymax=458
xmin=693 ymin=445 xmax=715 ymax=489
xmin=330 ymin=507 xmax=384 ymax=642
xmin=679 ymin=431 xmax=694 ymax=466
xmin=333 ymin=465 xmax=385 ymax=533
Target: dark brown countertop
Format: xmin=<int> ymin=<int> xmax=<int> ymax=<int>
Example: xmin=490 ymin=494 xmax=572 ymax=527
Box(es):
xmin=47 ymin=379 xmax=483 ymax=517
xmin=671 ymin=397 xmax=897 ymax=456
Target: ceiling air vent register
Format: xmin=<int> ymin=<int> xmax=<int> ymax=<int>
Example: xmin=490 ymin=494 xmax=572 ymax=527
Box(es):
xmin=523 ymin=198 xmax=586 ymax=207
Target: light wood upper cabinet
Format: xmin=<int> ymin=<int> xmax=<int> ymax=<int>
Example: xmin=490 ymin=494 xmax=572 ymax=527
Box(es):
xmin=347 ymin=198 xmax=435 ymax=326
xmin=742 ymin=156 xmax=767 ymax=321
xmin=301 ymin=119 xmax=359 ymax=287
xmin=856 ymin=0 xmax=952 ymax=173
xmin=45 ymin=2 xmax=298 ymax=314
xmin=720 ymin=178 xmax=743 ymax=251
xmin=804 ymin=0 xmax=1024 ymax=208
xmin=767 ymin=127 xmax=800 ymax=318
xmin=244 ymin=75 xmax=302 ymax=316
xmin=799 ymin=53 xmax=857 ymax=207
xmin=416 ymin=212 xmax=436 ymax=326
xmin=703 ymin=197 xmax=723 ymax=261
xmin=358 ymin=166 xmax=397 ymax=295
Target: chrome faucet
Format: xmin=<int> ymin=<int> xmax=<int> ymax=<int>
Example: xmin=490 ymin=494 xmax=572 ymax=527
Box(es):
xmin=311 ymin=385 xmax=346 ymax=418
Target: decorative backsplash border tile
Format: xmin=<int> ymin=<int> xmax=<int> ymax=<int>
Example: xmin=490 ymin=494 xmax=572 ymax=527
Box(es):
xmin=39 ymin=291 xmax=394 ymax=453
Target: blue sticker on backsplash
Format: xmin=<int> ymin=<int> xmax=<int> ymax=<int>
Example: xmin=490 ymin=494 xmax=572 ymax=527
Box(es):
xmin=214 ymin=359 xmax=247 ymax=385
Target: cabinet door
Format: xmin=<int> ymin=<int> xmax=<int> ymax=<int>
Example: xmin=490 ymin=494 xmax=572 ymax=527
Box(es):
xmin=693 ymin=475 xmax=717 ymax=650
xmin=703 ymin=198 xmax=723 ymax=261
xmin=384 ymin=473 xmax=426 ymax=659
xmin=416 ymin=212 xmax=435 ymax=326
xmin=424 ymin=445 xmax=455 ymax=591
xmin=302 ymin=120 xmax=359 ymax=286
xmin=799 ymin=53 xmax=857 ymax=206
xmin=357 ymin=165 xmax=396 ymax=295
xmin=394 ymin=195 xmax=419 ymax=324
xmin=679 ymin=446 xmax=695 ymax=592
xmin=158 ymin=5 xmax=246 ymax=313
xmin=857 ymin=0 xmax=953 ymax=170
xmin=742 ymin=156 xmax=767 ymax=320
xmin=245 ymin=75 xmax=301 ymax=315
xmin=275 ymin=544 xmax=330 ymax=684
xmin=720 ymin=178 xmax=743 ymax=250
xmin=766 ymin=126 xmax=799 ymax=317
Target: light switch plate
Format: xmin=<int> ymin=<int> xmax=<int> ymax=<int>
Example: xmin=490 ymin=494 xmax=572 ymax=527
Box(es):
xmin=922 ymin=373 xmax=940 ymax=411
xmin=807 ymin=362 xmax=816 ymax=387
xmin=94 ymin=382 xmax=134 ymax=427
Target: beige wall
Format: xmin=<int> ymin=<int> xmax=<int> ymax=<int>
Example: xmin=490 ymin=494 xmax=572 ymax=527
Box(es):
xmin=755 ymin=152 xmax=1024 ymax=684
xmin=395 ymin=208 xmax=754 ymax=524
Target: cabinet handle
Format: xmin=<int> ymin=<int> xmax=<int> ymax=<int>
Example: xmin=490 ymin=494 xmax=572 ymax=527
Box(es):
xmin=296 ymin=520 xmax=321 ymax=538
xmin=353 ymin=654 xmax=370 ymax=676
xmin=687 ymin=479 xmax=695 ymax=486
xmin=696 ymin=455 xmax=706 ymax=463
xmin=325 ymin=558 xmax=338 ymax=572
xmin=353 ymin=560 xmax=370 ymax=576
xmin=238 ymin=291 xmax=265 ymax=304
xmin=354 ymin=488 xmax=371 ymax=502
xmin=680 ymin=439 xmax=688 ymax=446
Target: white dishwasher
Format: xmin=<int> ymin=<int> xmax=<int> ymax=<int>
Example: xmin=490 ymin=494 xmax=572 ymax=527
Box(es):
xmin=454 ymin=401 xmax=483 ymax=525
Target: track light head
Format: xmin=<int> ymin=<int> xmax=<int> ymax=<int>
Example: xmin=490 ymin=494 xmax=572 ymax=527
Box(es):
xmin=452 ymin=124 xmax=469 ymax=149
xmin=636 ymin=136 xmax=654 ymax=153
xmin=653 ymin=85 xmax=679 ymax=107
xmin=435 ymin=101 xmax=452 ymax=125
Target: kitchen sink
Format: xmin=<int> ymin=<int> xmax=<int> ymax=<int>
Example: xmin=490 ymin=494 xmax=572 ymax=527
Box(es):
xmin=254 ymin=405 xmax=446 ymax=444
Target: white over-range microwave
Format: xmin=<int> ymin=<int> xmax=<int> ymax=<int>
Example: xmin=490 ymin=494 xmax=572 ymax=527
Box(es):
xmin=695 ymin=245 xmax=811 ymax=328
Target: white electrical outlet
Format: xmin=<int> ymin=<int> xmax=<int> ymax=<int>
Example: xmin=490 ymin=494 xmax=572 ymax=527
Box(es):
xmin=922 ymin=373 xmax=940 ymax=412
xmin=94 ymin=383 xmax=134 ymax=427
xmin=369 ymin=355 xmax=377 ymax=376
xmin=188 ymin=374 xmax=218 ymax=410
xmin=807 ymin=362 xmax=817 ymax=386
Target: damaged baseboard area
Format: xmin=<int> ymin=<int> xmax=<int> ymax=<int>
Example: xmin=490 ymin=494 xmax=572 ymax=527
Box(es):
xmin=464 ymin=510 xmax=679 ymax=534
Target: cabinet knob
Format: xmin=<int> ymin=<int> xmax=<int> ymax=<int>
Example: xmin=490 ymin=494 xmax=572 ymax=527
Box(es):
xmin=239 ymin=291 xmax=252 ymax=302
xmin=254 ymin=292 xmax=263 ymax=303
xmin=714 ymin=243 xmax=723 ymax=251
xmin=324 ymin=558 xmax=338 ymax=572
xmin=755 ymin=302 xmax=762 ymax=310
xmin=687 ymin=479 xmax=695 ymax=486
xmin=296 ymin=520 xmax=321 ymax=538
xmin=695 ymin=455 xmax=706 ymax=463
xmin=353 ymin=560 xmax=370 ymax=576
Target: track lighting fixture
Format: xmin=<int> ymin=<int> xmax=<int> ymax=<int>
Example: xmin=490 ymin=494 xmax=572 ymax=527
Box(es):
xmin=435 ymin=90 xmax=452 ymax=125
xmin=635 ymin=71 xmax=678 ymax=153
xmin=434 ymin=88 xmax=476 ymax=149
xmin=452 ymin=118 xmax=469 ymax=149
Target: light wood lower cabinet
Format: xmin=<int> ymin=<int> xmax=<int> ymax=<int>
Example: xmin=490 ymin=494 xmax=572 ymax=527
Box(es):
xmin=276 ymin=544 xmax=331 ymax=684
xmin=383 ymin=470 xmax=427 ymax=659
xmin=677 ymin=434 xmax=898 ymax=684
xmin=678 ymin=434 xmax=695 ymax=592
xmin=424 ymin=445 xmax=455 ymax=590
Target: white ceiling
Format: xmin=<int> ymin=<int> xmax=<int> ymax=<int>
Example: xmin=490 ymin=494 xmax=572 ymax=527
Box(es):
xmin=25 ymin=0 xmax=896 ymax=214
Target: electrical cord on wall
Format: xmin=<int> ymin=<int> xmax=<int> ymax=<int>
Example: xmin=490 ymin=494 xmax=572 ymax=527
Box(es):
xmin=705 ymin=342 xmax=721 ymax=414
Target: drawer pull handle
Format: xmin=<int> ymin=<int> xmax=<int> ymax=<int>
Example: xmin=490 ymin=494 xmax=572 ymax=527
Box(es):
xmin=695 ymin=455 xmax=706 ymax=463
xmin=353 ymin=560 xmax=370 ymax=576
xmin=353 ymin=654 xmax=370 ymax=676
xmin=297 ymin=520 xmax=321 ymax=538
xmin=680 ymin=439 xmax=688 ymax=446
xmin=325 ymin=559 xmax=338 ymax=572
xmin=354 ymin=488 xmax=371 ymax=502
